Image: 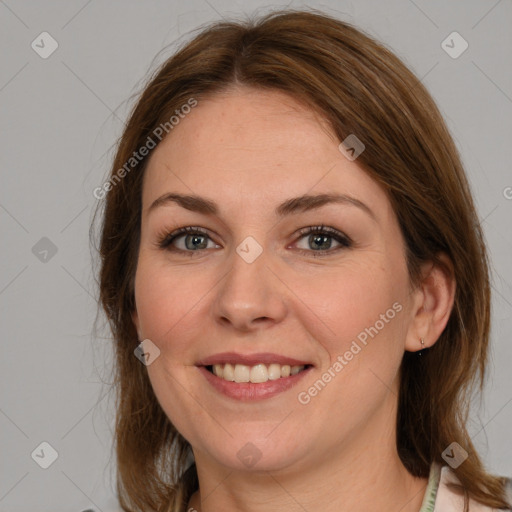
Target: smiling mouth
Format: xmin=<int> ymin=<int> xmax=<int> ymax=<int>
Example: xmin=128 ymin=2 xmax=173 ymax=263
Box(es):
xmin=205 ymin=363 xmax=312 ymax=383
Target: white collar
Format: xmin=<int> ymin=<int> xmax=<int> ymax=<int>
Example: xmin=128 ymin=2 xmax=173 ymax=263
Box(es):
xmin=420 ymin=462 xmax=512 ymax=511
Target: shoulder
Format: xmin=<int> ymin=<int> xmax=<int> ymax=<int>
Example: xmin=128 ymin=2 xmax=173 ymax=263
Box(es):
xmin=435 ymin=464 xmax=512 ymax=511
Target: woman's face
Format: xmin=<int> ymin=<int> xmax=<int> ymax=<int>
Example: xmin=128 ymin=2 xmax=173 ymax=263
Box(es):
xmin=132 ymin=86 xmax=419 ymax=472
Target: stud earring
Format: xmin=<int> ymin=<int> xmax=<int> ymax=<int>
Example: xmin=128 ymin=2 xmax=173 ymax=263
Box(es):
xmin=418 ymin=337 xmax=425 ymax=356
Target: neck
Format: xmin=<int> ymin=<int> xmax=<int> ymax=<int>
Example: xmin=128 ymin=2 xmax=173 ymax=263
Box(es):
xmin=187 ymin=384 xmax=428 ymax=512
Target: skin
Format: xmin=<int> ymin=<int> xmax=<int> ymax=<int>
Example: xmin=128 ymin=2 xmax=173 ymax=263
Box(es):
xmin=131 ymin=86 xmax=456 ymax=512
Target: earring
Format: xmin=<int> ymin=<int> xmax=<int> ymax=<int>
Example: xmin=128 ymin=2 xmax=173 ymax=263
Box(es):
xmin=418 ymin=337 xmax=425 ymax=356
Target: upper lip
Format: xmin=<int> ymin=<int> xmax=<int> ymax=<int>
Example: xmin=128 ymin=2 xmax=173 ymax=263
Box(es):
xmin=197 ymin=352 xmax=313 ymax=367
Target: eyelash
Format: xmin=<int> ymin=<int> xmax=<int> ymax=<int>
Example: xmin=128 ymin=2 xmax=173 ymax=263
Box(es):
xmin=156 ymin=225 xmax=352 ymax=258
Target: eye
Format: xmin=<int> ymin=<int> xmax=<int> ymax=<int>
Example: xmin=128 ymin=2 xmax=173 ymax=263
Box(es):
xmin=293 ymin=225 xmax=352 ymax=257
xmin=156 ymin=226 xmax=219 ymax=255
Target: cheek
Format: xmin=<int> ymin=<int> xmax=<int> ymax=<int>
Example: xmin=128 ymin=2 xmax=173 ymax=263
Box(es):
xmin=133 ymin=254 xmax=206 ymax=349
xmin=290 ymin=260 xmax=409 ymax=422
xmin=290 ymin=263 xmax=408 ymax=429
xmin=295 ymin=261 xmax=406 ymax=351
xmin=134 ymin=255 xmax=208 ymax=436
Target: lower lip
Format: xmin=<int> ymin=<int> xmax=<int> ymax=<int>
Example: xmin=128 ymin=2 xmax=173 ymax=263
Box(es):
xmin=198 ymin=366 xmax=312 ymax=401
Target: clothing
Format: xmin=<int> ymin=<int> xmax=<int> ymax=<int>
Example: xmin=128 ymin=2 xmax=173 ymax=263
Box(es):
xmin=419 ymin=462 xmax=512 ymax=511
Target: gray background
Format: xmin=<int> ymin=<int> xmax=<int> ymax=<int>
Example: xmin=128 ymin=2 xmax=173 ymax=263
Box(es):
xmin=1 ymin=1 xmax=511 ymax=511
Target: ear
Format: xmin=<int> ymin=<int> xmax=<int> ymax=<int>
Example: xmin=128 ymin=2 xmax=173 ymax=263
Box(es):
xmin=404 ymin=252 xmax=456 ymax=353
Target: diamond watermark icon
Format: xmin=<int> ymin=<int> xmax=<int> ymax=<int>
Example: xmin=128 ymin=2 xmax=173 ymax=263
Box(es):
xmin=236 ymin=236 xmax=263 ymax=264
xmin=441 ymin=31 xmax=468 ymax=59
xmin=32 ymin=237 xmax=58 ymax=263
xmin=31 ymin=32 xmax=59 ymax=59
xmin=237 ymin=442 xmax=262 ymax=468
xmin=338 ymin=134 xmax=365 ymax=161
xmin=134 ymin=339 xmax=161 ymax=366
xmin=31 ymin=441 xmax=58 ymax=469
xmin=441 ymin=441 xmax=468 ymax=468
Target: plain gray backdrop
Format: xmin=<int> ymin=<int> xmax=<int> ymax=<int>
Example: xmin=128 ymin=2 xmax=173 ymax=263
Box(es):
xmin=1 ymin=1 xmax=511 ymax=511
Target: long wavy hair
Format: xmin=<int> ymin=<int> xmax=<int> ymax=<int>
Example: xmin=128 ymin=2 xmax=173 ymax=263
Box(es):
xmin=91 ymin=8 xmax=511 ymax=511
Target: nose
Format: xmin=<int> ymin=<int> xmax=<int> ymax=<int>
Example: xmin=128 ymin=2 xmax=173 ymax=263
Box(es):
xmin=211 ymin=245 xmax=288 ymax=332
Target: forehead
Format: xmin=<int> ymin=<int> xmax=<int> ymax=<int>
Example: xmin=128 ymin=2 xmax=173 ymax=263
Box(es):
xmin=142 ymin=87 xmax=387 ymax=218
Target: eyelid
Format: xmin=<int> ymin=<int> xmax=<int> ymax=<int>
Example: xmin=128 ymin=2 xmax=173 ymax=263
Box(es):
xmin=295 ymin=225 xmax=351 ymax=243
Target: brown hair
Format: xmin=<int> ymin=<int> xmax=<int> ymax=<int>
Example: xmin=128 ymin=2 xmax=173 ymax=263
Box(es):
xmin=92 ymin=8 xmax=511 ymax=511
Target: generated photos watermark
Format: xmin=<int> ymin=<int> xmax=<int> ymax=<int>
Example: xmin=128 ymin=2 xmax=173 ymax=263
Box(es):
xmin=93 ymin=97 xmax=198 ymax=200
xmin=134 ymin=338 xmax=161 ymax=366
xmin=297 ymin=301 xmax=403 ymax=404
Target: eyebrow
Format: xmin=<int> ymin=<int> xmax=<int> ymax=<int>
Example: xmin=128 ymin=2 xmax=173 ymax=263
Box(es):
xmin=148 ymin=192 xmax=376 ymax=221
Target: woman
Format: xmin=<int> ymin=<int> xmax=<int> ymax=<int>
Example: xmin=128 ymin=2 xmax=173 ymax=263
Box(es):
xmin=93 ymin=9 xmax=512 ymax=512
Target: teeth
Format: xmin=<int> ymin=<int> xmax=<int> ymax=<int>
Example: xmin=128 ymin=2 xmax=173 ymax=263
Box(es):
xmin=213 ymin=364 xmax=224 ymax=378
xmin=234 ymin=364 xmax=250 ymax=382
xmin=211 ymin=363 xmax=306 ymax=383
xmin=268 ymin=363 xmax=281 ymax=380
xmin=223 ymin=363 xmax=235 ymax=381
xmin=250 ymin=364 xmax=268 ymax=383
xmin=290 ymin=365 xmax=301 ymax=375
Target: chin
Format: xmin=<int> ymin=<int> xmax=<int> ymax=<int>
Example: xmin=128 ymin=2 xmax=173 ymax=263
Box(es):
xmin=192 ymin=430 xmax=311 ymax=473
